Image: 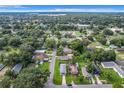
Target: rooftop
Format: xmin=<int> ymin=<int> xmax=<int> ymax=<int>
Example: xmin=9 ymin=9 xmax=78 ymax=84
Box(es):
xmin=34 ymin=50 xmax=46 ymax=53
xmin=12 ymin=63 xmax=23 ymax=75
xmin=101 ymin=61 xmax=124 ymax=78
xmin=60 ymin=64 xmax=66 ymax=75
xmin=0 ymin=64 xmax=5 ymax=71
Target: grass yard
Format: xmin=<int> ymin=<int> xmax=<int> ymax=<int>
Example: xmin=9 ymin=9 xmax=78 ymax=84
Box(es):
xmin=99 ymin=68 xmax=124 ymax=84
xmin=88 ymin=42 xmax=102 ymax=49
xmin=75 ymin=31 xmax=82 ymax=36
xmin=109 ymin=35 xmax=124 ymax=41
xmin=45 ymin=50 xmax=53 ymax=54
xmin=73 ymin=75 xmax=90 ymax=85
xmin=59 ymin=60 xmax=69 ymax=64
xmin=66 ymin=74 xmax=74 ymax=85
xmin=38 ymin=62 xmax=50 ymax=72
xmin=53 ymin=59 xmax=62 ymax=85
xmin=116 ymin=52 xmax=124 ymax=60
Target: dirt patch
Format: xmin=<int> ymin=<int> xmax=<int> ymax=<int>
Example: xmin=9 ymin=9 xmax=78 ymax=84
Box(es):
xmin=27 ymin=63 xmax=36 ymax=69
xmin=0 ymin=67 xmax=9 ymax=78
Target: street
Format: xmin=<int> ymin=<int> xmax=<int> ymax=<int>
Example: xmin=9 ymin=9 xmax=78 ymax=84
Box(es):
xmin=45 ymin=48 xmax=57 ymax=87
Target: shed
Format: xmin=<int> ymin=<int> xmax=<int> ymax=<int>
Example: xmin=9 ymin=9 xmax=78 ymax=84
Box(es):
xmin=12 ymin=63 xmax=23 ymax=75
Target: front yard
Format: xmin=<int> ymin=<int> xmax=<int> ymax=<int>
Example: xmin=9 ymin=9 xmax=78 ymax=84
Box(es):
xmin=53 ymin=59 xmax=62 ymax=85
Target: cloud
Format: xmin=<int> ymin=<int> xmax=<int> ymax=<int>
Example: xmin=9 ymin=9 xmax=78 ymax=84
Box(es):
xmin=0 ymin=5 xmax=27 ymax=8
xmin=0 ymin=7 xmax=124 ymax=12
xmin=32 ymin=8 xmax=124 ymax=12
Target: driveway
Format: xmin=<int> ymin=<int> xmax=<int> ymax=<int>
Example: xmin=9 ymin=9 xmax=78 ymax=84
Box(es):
xmin=62 ymin=75 xmax=67 ymax=86
xmin=95 ymin=75 xmax=102 ymax=85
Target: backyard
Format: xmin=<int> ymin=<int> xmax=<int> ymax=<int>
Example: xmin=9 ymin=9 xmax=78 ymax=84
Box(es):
xmin=38 ymin=62 xmax=50 ymax=72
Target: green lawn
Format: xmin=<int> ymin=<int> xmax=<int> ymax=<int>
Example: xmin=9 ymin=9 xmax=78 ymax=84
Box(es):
xmin=53 ymin=59 xmax=62 ymax=85
xmin=66 ymin=74 xmax=74 ymax=85
xmin=73 ymin=76 xmax=90 ymax=85
xmin=116 ymin=52 xmax=124 ymax=60
xmin=88 ymin=42 xmax=102 ymax=49
xmin=75 ymin=31 xmax=82 ymax=36
xmin=99 ymin=67 xmax=124 ymax=84
xmin=38 ymin=62 xmax=50 ymax=72
xmin=45 ymin=50 xmax=53 ymax=54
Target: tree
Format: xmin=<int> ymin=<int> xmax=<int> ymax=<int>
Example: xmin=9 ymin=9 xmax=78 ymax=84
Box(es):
xmin=0 ymin=76 xmax=11 ymax=88
xmin=110 ymin=37 xmax=124 ymax=47
xmin=98 ymin=37 xmax=107 ymax=45
xmin=8 ymin=36 xmax=22 ymax=47
xmin=0 ymin=38 xmax=7 ymax=50
xmin=12 ymin=68 xmax=49 ymax=88
xmin=1 ymin=47 xmax=22 ymax=65
xmin=45 ymin=38 xmax=57 ymax=49
xmin=87 ymin=36 xmax=94 ymax=42
xmin=93 ymin=49 xmax=116 ymax=62
xmin=69 ymin=39 xmax=85 ymax=54
xmin=87 ymin=63 xmax=95 ymax=74
xmin=112 ymin=83 xmax=123 ymax=88
xmin=103 ymin=29 xmax=113 ymax=36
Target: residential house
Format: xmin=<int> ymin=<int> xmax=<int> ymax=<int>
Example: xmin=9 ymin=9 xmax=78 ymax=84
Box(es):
xmin=116 ymin=48 xmax=124 ymax=52
xmin=63 ymin=47 xmax=72 ymax=55
xmin=59 ymin=56 xmax=72 ymax=61
xmin=60 ymin=64 xmax=66 ymax=75
xmin=101 ymin=61 xmax=124 ymax=78
xmin=109 ymin=44 xmax=118 ymax=49
xmin=34 ymin=50 xmax=49 ymax=64
xmin=70 ymin=64 xmax=78 ymax=75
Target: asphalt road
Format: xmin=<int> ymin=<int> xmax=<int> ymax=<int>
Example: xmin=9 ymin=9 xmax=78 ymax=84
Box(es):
xmin=45 ymin=48 xmax=57 ymax=87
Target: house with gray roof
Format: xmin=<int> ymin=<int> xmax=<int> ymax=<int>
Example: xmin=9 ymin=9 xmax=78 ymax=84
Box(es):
xmin=101 ymin=61 xmax=124 ymax=78
xmin=12 ymin=63 xmax=23 ymax=75
xmin=60 ymin=64 xmax=66 ymax=75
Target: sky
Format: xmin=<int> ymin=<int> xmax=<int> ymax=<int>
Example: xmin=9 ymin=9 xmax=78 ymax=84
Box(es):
xmin=0 ymin=5 xmax=124 ymax=12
